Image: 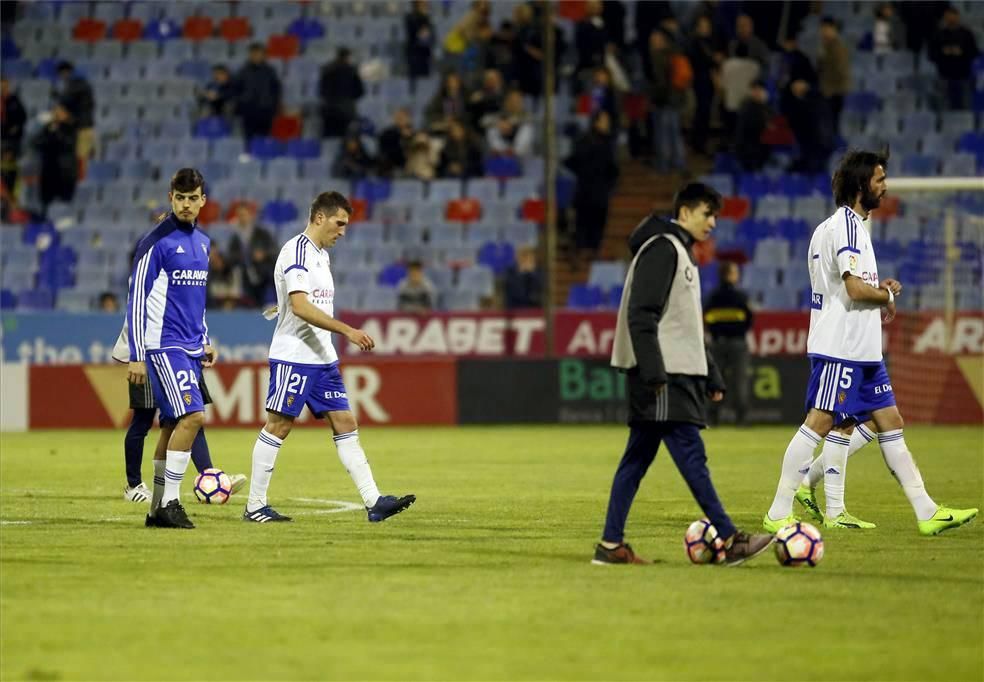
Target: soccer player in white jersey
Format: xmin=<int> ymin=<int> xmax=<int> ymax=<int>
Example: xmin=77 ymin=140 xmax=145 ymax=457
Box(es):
xmin=243 ymin=191 xmax=416 ymax=523
xmin=763 ymin=149 xmax=977 ymax=536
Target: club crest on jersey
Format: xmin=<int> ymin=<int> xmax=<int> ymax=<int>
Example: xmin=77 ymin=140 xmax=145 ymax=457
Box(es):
xmin=183 ymin=393 xmax=192 ymax=405
xmin=837 ymin=391 xmax=847 ymax=404
xmin=286 ymin=395 xmax=295 ymax=407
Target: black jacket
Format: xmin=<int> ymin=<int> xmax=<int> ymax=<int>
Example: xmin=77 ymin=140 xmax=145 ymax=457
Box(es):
xmin=57 ymin=75 xmax=94 ymax=128
xmin=704 ymin=282 xmax=753 ymax=339
xmin=236 ymin=62 xmax=282 ymax=115
xmin=623 ymin=214 xmax=725 ymax=426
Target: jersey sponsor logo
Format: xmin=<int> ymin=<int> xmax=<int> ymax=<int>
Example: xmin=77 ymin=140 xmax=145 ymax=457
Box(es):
xmin=860 ymin=271 xmax=879 ymax=284
xmin=324 ymin=390 xmax=347 ymax=400
xmin=873 ymin=383 xmax=893 ymax=395
xmin=171 ymin=269 xmax=209 ymax=286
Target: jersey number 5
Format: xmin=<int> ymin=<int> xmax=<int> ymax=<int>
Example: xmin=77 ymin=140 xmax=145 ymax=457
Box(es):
xmin=839 ymin=367 xmax=854 ymax=389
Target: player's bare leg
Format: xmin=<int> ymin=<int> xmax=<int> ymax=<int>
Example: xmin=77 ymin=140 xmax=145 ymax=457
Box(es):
xmin=243 ymin=411 xmax=293 ymax=522
xmin=870 ymin=406 xmax=977 ymax=535
xmin=326 ymin=410 xmax=415 ymax=522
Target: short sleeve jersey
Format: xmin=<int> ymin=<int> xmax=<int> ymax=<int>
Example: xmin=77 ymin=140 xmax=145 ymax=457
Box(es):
xmin=268 ymin=233 xmax=338 ymax=365
xmin=806 ymin=206 xmax=883 ymax=364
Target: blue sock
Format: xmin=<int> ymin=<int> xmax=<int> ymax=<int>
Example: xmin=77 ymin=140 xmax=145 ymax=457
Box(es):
xmin=190 ymin=428 xmax=214 ymax=473
xmin=124 ymin=408 xmax=155 ymax=487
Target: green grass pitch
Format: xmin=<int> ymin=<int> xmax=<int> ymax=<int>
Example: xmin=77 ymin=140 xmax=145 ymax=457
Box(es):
xmin=1 ymin=425 xmax=981 ymax=681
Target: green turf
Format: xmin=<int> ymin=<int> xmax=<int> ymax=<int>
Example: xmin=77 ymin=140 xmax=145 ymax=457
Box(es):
xmin=1 ymin=425 xmax=981 ymax=681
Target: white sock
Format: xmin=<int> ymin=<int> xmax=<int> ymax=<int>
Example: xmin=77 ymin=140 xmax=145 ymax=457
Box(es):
xmin=822 ymin=432 xmax=851 ymax=518
xmin=247 ymin=429 xmax=283 ymax=512
xmin=151 ymin=459 xmax=166 ymax=514
xmin=161 ymin=449 xmax=191 ymax=505
xmin=768 ymin=425 xmax=822 ymax=521
xmin=334 ymin=431 xmax=380 ymax=507
xmin=805 ymin=423 xmax=874 ymax=488
xmin=878 ymin=429 xmax=937 ymax=521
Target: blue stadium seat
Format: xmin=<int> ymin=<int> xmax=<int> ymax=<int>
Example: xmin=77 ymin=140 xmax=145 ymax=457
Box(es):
xmin=429 ymin=179 xmax=462 ymax=203
xmin=903 ymin=111 xmax=937 ymax=134
xmin=466 ymin=224 xmax=500 ymax=245
xmin=843 ymin=91 xmax=880 ymax=114
xmin=194 ymin=116 xmax=232 ymax=139
xmin=588 ymin=261 xmax=626 ymax=290
xmin=366 ymin=244 xmax=403 ymax=265
xmin=353 ymin=179 xmax=391 ymax=203
xmin=942 ymin=153 xmax=978 ymax=175
xmin=16 ymin=288 xmax=54 ymax=310
xmin=390 ymin=179 xmax=425 ymax=202
xmin=413 ymin=202 xmax=445 ymax=226
xmin=248 ymin=137 xmax=285 ymax=160
xmin=901 ymin=154 xmax=939 ymax=176
xmin=2 ymin=59 xmax=34 ymax=79
xmin=476 ymin=241 xmax=515 ymax=274
xmin=567 ymin=284 xmax=604 ymax=309
xmin=502 ymin=222 xmax=537 ymax=246
xmin=737 ymin=174 xmax=771 ymax=199
xmin=0 ymin=289 xmax=16 ymax=310
xmin=698 ymin=173 xmax=733 ymax=197
xmin=465 ymin=178 xmax=501 ymax=203
xmin=260 ymin=200 xmax=300 ymax=226
xmin=177 ymin=59 xmax=212 ymax=81
xmin=484 ymin=156 xmax=522 ymax=178
xmin=144 ymin=18 xmax=182 ymax=41
xmin=377 ymin=263 xmax=407 ymax=287
xmin=347 ymin=221 xmax=385 ymax=245
xmin=286 ymin=139 xmax=321 ymax=160
xmin=503 ymin=178 xmax=540 ymax=200
xmin=86 ymin=160 xmax=121 ymax=183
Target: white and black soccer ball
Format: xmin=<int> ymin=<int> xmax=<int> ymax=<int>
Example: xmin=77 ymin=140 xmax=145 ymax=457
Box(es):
xmin=684 ymin=518 xmax=726 ymax=564
xmin=774 ymin=521 xmax=825 ymax=567
xmin=193 ymin=468 xmax=232 ymax=505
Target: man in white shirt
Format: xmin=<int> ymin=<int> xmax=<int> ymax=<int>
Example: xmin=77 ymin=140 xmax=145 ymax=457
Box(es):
xmin=243 ymin=191 xmax=415 ymax=523
xmin=763 ymin=149 xmax=977 ymax=536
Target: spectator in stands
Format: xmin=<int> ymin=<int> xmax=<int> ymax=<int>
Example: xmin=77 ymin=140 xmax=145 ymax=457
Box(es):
xmin=687 ymin=14 xmax=723 ymax=155
xmin=405 ymin=131 xmax=437 ymax=181
xmin=728 ymin=14 xmax=770 ymax=69
xmin=504 ymin=246 xmax=543 ymax=309
xmin=207 ymin=246 xmax=241 ymax=309
xmin=602 ymin=0 xmax=627 ymax=52
xmin=783 ymin=79 xmax=835 ymax=174
xmin=928 ymin=6 xmax=980 ymax=111
xmin=634 ymin=1 xmax=674 ymax=78
xmin=566 ymin=110 xmax=619 ymax=263
xmin=442 ymin=0 xmax=491 ymax=69
xmin=405 ymin=1 xmax=435 ymax=83
xmin=1 ymin=78 xmax=27 ymax=194
xmin=486 ymin=90 xmax=534 ymax=158
xmin=489 ymin=19 xmax=516 ymax=79
xmin=235 ymin=43 xmax=282 ymax=142
xmin=647 ymin=28 xmax=686 ymax=173
xmin=377 ymin=108 xmax=414 ymax=177
xmin=425 ymin=72 xmax=467 ymax=134
xmin=53 ymin=61 xmax=94 ymax=162
xmin=817 ymin=18 xmax=851 ymax=135
xmin=332 ymin=134 xmax=374 ymax=179
xmin=319 ymin=47 xmax=365 ymax=138
xmin=228 ymin=203 xmax=276 ymax=307
xmin=99 ymin=292 xmax=120 ymax=313
xmin=574 ymin=1 xmax=609 ymax=92
xmin=438 ymin=118 xmax=483 ymax=178
xmin=585 ymin=66 xmax=619 ymax=136
xmin=467 ymin=69 xmax=505 ymax=132
xmin=511 ymin=4 xmax=544 ymax=99
xmin=704 ymin=261 xmax=753 ymax=426
xmin=397 ymin=261 xmax=437 ymax=313
xmin=734 ymin=79 xmax=772 ymax=172
xmin=871 ymin=3 xmax=905 ymax=55
xmin=31 ymin=101 xmax=78 ymax=213
xmin=778 ymin=37 xmax=817 ymax=90
xmin=197 ymin=65 xmax=236 ymax=120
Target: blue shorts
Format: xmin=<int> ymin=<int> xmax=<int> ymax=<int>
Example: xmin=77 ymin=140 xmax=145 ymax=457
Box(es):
xmin=146 ymin=350 xmax=205 ymax=423
xmin=266 ymin=360 xmax=350 ymax=418
xmin=805 ymin=357 xmax=896 ymax=425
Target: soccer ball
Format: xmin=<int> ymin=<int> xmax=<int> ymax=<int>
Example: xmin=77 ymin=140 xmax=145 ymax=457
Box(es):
xmin=684 ymin=518 xmax=726 ymax=564
xmin=193 ymin=468 xmax=232 ymax=505
xmin=774 ymin=522 xmax=825 ymax=567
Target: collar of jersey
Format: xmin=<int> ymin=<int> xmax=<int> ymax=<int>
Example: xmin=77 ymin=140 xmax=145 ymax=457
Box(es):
xmin=170 ymin=212 xmax=197 ymax=231
xmin=841 ymin=205 xmax=866 ymax=223
xmin=300 ymin=231 xmax=327 ymax=255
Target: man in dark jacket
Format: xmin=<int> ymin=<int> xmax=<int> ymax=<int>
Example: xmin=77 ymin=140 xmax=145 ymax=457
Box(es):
xmin=53 ymin=61 xmax=94 ymax=161
xmin=565 ymin=110 xmax=619 ymax=262
xmin=595 ymin=182 xmax=774 ymax=565
xmin=734 ymin=79 xmax=771 ymax=172
xmin=404 ymin=1 xmax=435 ymax=82
xmin=1 ymin=77 xmax=27 ymax=192
xmin=319 ymin=47 xmax=365 ymax=138
xmin=227 ymin=203 xmax=276 ymax=306
xmin=928 ymin=6 xmax=980 ymax=110
xmin=32 ymin=101 xmax=78 ymax=212
xmin=235 ymin=44 xmax=282 ymax=142
xmin=705 ymin=261 xmax=754 ymax=425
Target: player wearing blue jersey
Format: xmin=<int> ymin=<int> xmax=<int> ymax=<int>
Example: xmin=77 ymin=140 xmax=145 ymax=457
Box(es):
xmin=763 ymin=149 xmax=977 ymax=536
xmin=243 ymin=191 xmax=415 ymax=523
xmin=128 ymin=168 xmax=215 ymax=529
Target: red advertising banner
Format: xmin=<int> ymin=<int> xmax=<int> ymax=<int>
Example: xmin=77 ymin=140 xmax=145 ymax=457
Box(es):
xmin=29 ymin=359 xmax=457 ymax=429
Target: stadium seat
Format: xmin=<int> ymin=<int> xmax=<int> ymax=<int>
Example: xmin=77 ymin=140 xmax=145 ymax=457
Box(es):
xmin=72 ymin=18 xmax=107 ymax=42
xmin=270 ymin=115 xmax=302 ymax=142
xmin=260 ymin=200 xmax=299 ymax=226
xmin=942 ymin=153 xmax=978 ymax=176
xmin=16 ymin=288 xmax=54 ymax=310
xmin=142 ymin=18 xmax=181 ymax=41
xmin=266 ymin=34 xmax=300 ymax=61
xmin=347 ymin=221 xmax=384 ymax=245
xmin=286 ymin=139 xmax=321 ymax=160
xmin=588 ymin=261 xmax=626 ymax=290
xmin=196 ymin=201 xmax=221 ymax=225
xmin=698 ymin=174 xmax=733 ymax=197
xmin=183 ymin=16 xmax=215 ymax=41
xmin=901 ymin=154 xmax=939 ymax=176
xmin=192 ymin=116 xmax=231 ymax=140
xmin=476 ymin=241 xmax=515 ymax=273
xmin=0 ymin=290 xmax=16 ymax=310
xmin=567 ymin=284 xmax=604 ymax=309
xmin=219 ymin=17 xmax=252 ymax=42
xmin=286 ymin=18 xmax=326 ymax=43
xmin=111 ymin=18 xmax=143 ymax=42
xmin=85 ymin=160 xmax=120 ymax=183
xmin=457 ymin=265 xmax=495 ymax=296
xmin=520 ymin=198 xmax=545 ymax=223
xmin=465 ymin=178 xmax=501 ymax=204
xmin=376 ymin=263 xmax=407 ymax=287
xmin=719 ymin=196 xmax=750 ymax=221
xmin=466 ymin=224 xmax=500 ymax=245
xmin=247 ymin=137 xmax=284 ymax=160
xmin=737 ymin=175 xmax=771 ymax=200
xmin=843 ymin=91 xmax=880 ymax=114
xmin=429 ymin=179 xmax=462 ymax=203
xmin=390 ymin=180 xmax=425 ymax=202
xmin=484 ymin=155 xmax=522 ymax=178
xmin=446 ymin=198 xmax=481 ymax=223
